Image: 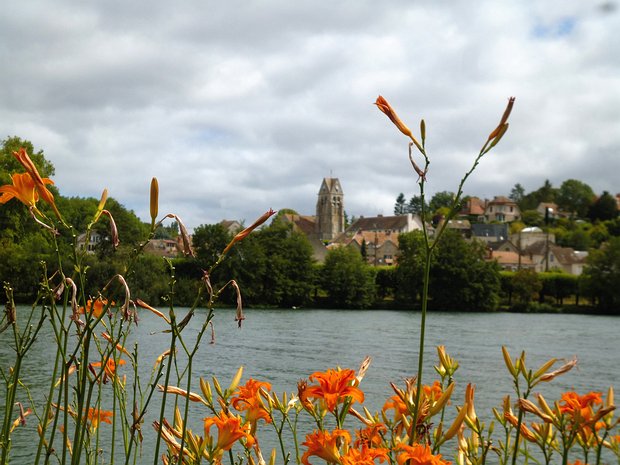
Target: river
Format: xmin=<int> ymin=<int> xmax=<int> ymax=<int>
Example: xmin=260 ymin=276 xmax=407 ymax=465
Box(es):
xmin=2 ymin=307 xmax=618 ymax=464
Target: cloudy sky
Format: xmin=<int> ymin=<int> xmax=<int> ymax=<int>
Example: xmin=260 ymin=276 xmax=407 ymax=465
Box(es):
xmin=3 ymin=1 xmax=619 ymax=230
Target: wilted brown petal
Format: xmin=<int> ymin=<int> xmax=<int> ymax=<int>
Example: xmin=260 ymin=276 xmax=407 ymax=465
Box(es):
xmin=539 ymin=357 xmax=577 ymax=382
xmin=101 ymin=210 xmax=120 ymax=248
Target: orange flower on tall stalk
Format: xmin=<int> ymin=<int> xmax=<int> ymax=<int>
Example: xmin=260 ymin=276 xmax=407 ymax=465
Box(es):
xmin=78 ymin=298 xmax=111 ymax=318
xmin=375 ymin=96 xmax=418 ymax=144
xmin=11 ymin=148 xmax=62 ymax=220
xmin=0 ymin=172 xmax=54 ymax=213
xmin=231 ymin=378 xmax=272 ymax=426
xmin=204 ymin=411 xmax=254 ymax=453
xmin=395 ymin=443 xmax=451 ymax=465
xmin=559 ymin=391 xmax=603 ymax=421
xmin=90 ymin=358 xmax=126 ymax=383
xmin=423 ymin=380 xmax=443 ymax=404
xmin=341 ymin=445 xmax=389 ymax=465
xmin=86 ymin=408 xmax=113 ymax=431
xmin=354 ymin=423 xmax=387 ymax=449
xmin=301 ymin=429 xmax=351 ymax=465
xmin=306 ymin=368 xmax=365 ymax=412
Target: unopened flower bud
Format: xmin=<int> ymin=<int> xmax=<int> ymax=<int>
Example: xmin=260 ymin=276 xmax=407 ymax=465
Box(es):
xmin=150 ymin=178 xmax=159 ymax=227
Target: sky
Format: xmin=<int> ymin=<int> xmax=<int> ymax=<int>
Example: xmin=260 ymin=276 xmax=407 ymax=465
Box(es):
xmin=2 ymin=1 xmax=619 ymax=230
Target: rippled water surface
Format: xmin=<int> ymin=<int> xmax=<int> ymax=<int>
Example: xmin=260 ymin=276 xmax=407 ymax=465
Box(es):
xmin=2 ymin=307 xmax=618 ymax=463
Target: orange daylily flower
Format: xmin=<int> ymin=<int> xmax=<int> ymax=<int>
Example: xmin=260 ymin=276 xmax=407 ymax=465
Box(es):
xmin=203 ymin=411 xmax=254 ymax=453
xmin=301 ymin=429 xmax=351 ymax=465
xmin=86 ymin=408 xmax=113 ymax=431
xmin=11 ymin=148 xmax=62 ymax=219
xmin=78 ymin=298 xmax=112 ymax=318
xmin=298 ymin=379 xmax=315 ymax=412
xmin=0 ymin=172 xmax=54 ymax=211
xmin=560 ymin=391 xmax=603 ymax=416
xmin=383 ymin=380 xmax=445 ymax=432
xmin=396 ymin=443 xmax=451 ymax=465
xmin=305 ymin=367 xmax=365 ymax=412
xmin=560 ymin=391 xmax=603 ymax=426
xmin=354 ymin=423 xmax=387 ymax=449
xmin=90 ymin=358 xmax=126 ymax=383
xmin=231 ymin=378 xmax=272 ymax=425
xmin=341 ymin=445 xmax=389 ymax=465
xmin=423 ymin=380 xmax=443 ymax=404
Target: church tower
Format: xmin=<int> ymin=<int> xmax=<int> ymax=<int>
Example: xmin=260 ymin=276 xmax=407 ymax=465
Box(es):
xmin=315 ymin=178 xmax=344 ymax=241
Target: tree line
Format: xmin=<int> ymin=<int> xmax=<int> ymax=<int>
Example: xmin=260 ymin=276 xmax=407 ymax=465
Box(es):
xmin=2 ymin=136 xmax=620 ymax=312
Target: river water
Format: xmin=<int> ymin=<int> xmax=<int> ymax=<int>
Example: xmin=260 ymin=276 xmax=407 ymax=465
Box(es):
xmin=2 ymin=307 xmax=618 ymax=464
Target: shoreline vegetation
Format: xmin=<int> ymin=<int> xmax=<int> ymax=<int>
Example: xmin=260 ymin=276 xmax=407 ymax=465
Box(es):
xmin=1 ymin=97 xmax=618 ymax=465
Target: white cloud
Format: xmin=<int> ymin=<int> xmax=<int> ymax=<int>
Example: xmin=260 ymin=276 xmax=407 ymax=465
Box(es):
xmin=2 ymin=0 xmax=619 ymax=230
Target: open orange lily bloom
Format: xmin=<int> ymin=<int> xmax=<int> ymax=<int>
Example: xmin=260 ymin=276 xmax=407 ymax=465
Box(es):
xmin=305 ymin=368 xmax=365 ymax=412
xmin=396 ymin=443 xmax=451 ymax=465
xmin=91 ymin=358 xmax=126 ymax=382
xmin=78 ymin=298 xmax=111 ymax=318
xmin=302 ymin=429 xmax=351 ymax=465
xmin=11 ymin=148 xmax=62 ymax=219
xmin=204 ymin=411 xmax=254 ymax=453
xmin=0 ymin=172 xmax=54 ymax=210
xmin=86 ymin=408 xmax=113 ymax=431
xmin=560 ymin=391 xmax=602 ymax=419
xmin=231 ymin=378 xmax=272 ymax=425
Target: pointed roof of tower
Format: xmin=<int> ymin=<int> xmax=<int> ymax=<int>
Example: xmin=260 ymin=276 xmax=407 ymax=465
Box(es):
xmin=319 ymin=177 xmax=342 ymax=194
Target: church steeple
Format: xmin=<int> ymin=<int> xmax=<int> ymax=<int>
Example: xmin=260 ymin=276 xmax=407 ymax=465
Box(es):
xmin=315 ymin=178 xmax=344 ymax=241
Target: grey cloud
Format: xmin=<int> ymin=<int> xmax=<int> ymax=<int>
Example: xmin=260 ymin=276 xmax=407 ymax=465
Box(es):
xmin=2 ymin=0 xmax=619 ymax=230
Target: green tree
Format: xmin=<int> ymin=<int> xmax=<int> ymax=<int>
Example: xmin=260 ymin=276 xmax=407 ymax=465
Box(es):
xmin=520 ymin=179 xmax=557 ymax=211
xmin=321 ymin=247 xmax=376 ymax=309
xmin=556 ymin=179 xmax=595 ymax=218
xmin=360 ymin=239 xmax=368 ymax=261
xmin=509 ymin=183 xmax=525 ymax=205
xmin=511 ymin=269 xmax=542 ymax=304
xmin=255 ymin=221 xmax=315 ymax=307
xmin=604 ymin=217 xmax=620 ymax=237
xmin=520 ymin=210 xmax=543 ymax=226
xmin=581 ymin=237 xmax=620 ymax=312
xmin=429 ymin=191 xmax=455 ymax=213
xmin=394 ymin=231 xmax=426 ymax=303
xmin=154 ymin=221 xmax=179 ymax=239
xmin=588 ymin=191 xmax=618 ymax=222
xmin=394 ymin=193 xmax=407 ymax=215
xmin=430 ymin=230 xmax=500 ymax=311
xmin=396 ymin=230 xmax=500 ymax=310
xmin=556 ymin=226 xmax=591 ymax=250
xmin=193 ymin=223 xmax=232 ymax=267
xmin=407 ymin=195 xmax=427 ymax=215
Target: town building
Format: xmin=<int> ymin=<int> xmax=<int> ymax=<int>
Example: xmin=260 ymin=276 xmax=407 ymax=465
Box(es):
xmin=331 ymin=213 xmax=427 ymax=265
xmin=76 ymin=231 xmax=104 ymax=253
xmin=522 ymin=241 xmax=588 ymax=275
xmin=484 ymin=196 xmax=521 ymax=223
xmin=315 ymin=177 xmax=345 ymax=241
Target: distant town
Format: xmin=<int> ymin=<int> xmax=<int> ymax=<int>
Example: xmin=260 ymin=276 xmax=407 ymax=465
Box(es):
xmin=88 ymin=176 xmax=619 ymax=279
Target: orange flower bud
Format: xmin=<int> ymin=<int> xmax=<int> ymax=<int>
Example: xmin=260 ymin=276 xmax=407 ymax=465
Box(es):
xmin=222 ymin=209 xmax=276 ymax=255
xmin=375 ymin=96 xmax=413 ymax=138
xmin=487 ymin=97 xmax=515 ymax=142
